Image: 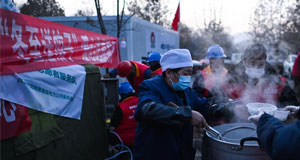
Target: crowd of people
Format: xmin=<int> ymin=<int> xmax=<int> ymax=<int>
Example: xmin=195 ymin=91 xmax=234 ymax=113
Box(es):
xmin=105 ymin=44 xmax=300 ymax=160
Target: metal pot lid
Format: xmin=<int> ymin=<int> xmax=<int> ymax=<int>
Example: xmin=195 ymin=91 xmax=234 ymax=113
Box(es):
xmin=206 ymin=123 xmax=258 ymax=145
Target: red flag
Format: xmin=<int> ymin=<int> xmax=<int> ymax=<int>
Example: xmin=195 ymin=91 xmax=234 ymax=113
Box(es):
xmin=172 ymin=3 xmax=180 ymax=31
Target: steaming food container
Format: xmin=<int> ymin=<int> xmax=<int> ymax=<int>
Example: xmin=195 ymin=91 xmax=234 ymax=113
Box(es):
xmin=205 ymin=123 xmax=271 ymax=160
xmin=247 ymin=103 xmax=277 ymax=116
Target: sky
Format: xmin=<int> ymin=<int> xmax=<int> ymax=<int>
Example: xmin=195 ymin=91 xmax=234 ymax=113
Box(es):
xmin=14 ymin=0 xmax=259 ymax=35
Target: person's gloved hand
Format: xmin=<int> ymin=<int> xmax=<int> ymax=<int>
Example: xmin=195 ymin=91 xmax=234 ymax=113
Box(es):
xmin=248 ymin=111 xmax=264 ymax=124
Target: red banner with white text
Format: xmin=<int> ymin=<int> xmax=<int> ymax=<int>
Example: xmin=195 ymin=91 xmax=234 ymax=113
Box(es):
xmin=1 ymin=99 xmax=32 ymax=140
xmin=0 ymin=9 xmax=120 ymax=75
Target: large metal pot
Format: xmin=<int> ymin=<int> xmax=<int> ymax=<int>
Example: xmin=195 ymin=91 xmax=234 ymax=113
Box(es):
xmin=205 ymin=123 xmax=271 ymax=160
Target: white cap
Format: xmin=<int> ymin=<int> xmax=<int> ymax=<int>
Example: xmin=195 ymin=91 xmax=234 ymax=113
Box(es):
xmin=160 ymin=49 xmax=193 ymax=72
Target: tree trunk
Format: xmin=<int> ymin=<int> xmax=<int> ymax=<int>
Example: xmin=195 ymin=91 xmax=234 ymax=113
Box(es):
xmin=94 ymin=0 xmax=107 ymax=35
xmin=94 ymin=0 xmax=108 ymax=73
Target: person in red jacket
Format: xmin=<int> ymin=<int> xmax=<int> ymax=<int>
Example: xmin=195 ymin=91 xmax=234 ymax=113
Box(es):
xmin=292 ymin=52 xmax=300 ymax=102
xmin=147 ymin=52 xmax=162 ymax=76
xmin=109 ymin=82 xmax=138 ymax=147
xmin=104 ymin=60 xmax=152 ymax=93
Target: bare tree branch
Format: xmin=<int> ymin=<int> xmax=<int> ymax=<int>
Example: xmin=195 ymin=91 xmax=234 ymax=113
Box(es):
xmin=94 ymin=0 xmax=106 ymax=35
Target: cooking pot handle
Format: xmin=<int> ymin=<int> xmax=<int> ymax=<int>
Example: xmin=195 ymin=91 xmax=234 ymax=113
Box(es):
xmin=231 ymin=137 xmax=261 ymax=151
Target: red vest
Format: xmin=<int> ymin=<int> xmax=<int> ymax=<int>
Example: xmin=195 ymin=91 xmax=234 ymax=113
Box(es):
xmin=200 ymin=66 xmax=228 ymax=97
xmin=151 ymin=68 xmax=162 ymax=76
xmin=292 ymin=52 xmax=300 ymax=76
xmin=114 ymin=96 xmax=138 ymax=145
xmin=128 ymin=61 xmax=149 ymax=92
xmin=225 ymin=76 xmax=286 ymax=104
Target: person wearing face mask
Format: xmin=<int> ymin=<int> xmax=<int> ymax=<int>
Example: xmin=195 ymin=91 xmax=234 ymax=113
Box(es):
xmin=193 ymin=45 xmax=228 ymax=100
xmin=225 ymin=43 xmax=299 ymax=107
xmin=133 ymin=49 xmax=231 ymax=160
xmin=147 ymin=52 xmax=162 ymax=76
xmin=193 ymin=45 xmax=232 ymax=125
xmin=247 ymin=54 xmax=300 ymax=160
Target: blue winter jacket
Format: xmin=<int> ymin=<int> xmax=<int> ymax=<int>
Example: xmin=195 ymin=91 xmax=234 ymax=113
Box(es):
xmin=257 ymin=114 xmax=300 ymax=160
xmin=133 ymin=76 xmax=209 ymax=160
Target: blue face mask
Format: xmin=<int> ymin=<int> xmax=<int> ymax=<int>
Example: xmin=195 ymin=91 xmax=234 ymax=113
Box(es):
xmin=170 ymin=75 xmax=191 ymax=91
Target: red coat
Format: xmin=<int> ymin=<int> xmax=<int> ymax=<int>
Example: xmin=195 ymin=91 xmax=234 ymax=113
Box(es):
xmin=225 ymin=76 xmax=286 ymax=104
xmin=114 ymin=96 xmax=138 ymax=145
xmin=292 ymin=52 xmax=300 ymax=76
xmin=128 ymin=61 xmax=150 ymax=92
xmin=200 ymin=66 xmax=228 ymax=97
